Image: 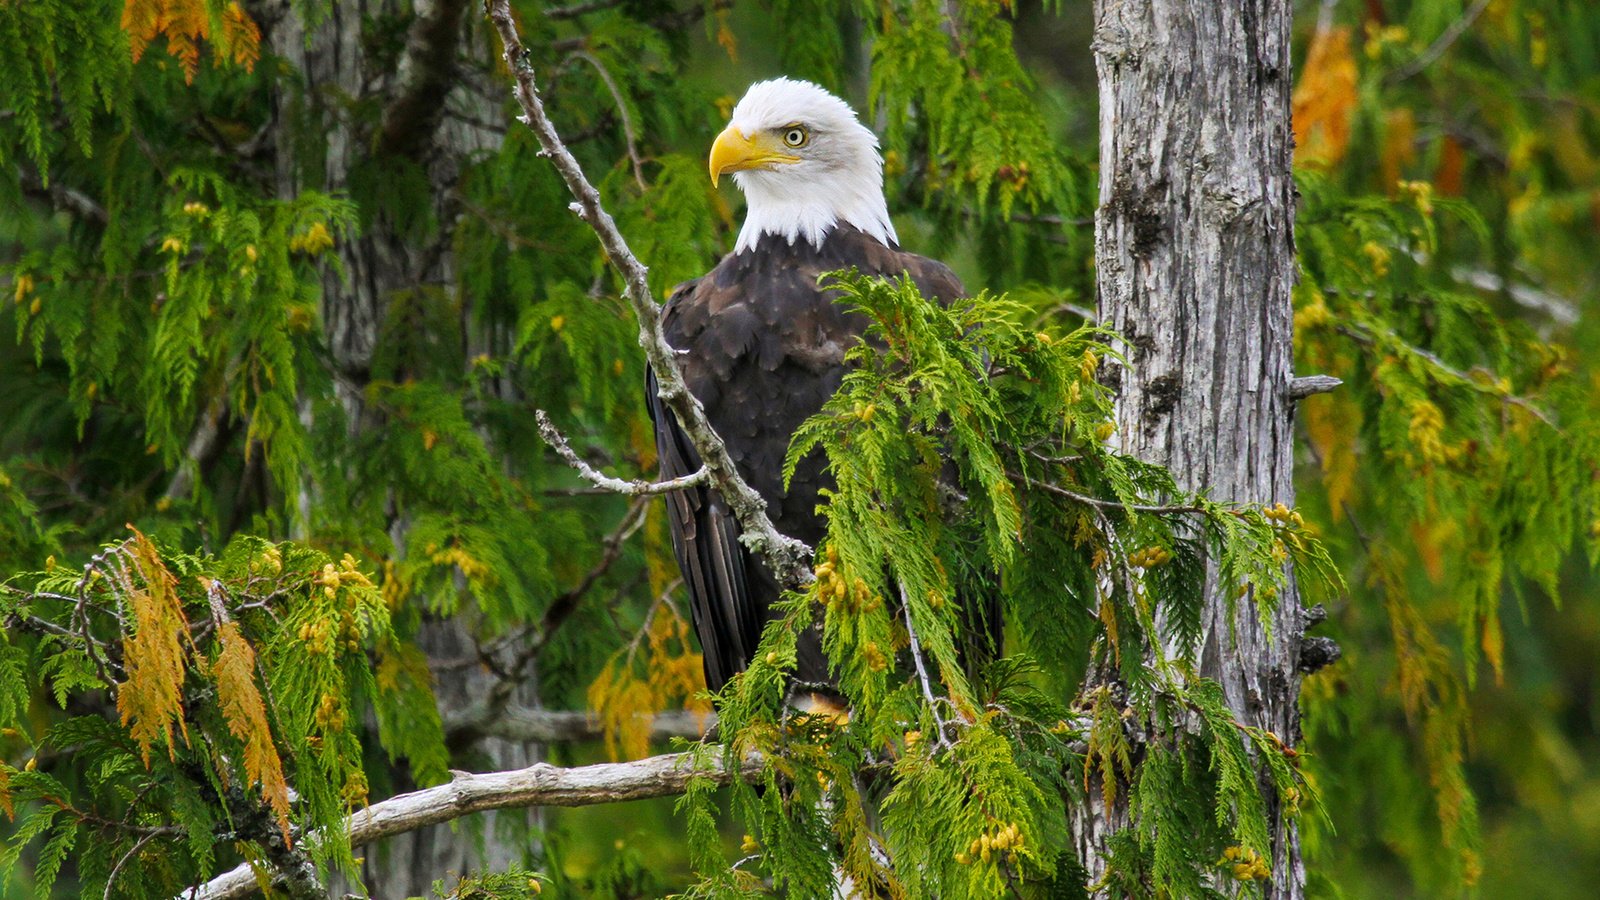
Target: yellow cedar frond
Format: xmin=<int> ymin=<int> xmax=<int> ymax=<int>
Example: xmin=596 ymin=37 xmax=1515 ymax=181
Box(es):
xmin=120 ymin=0 xmax=164 ymax=61
xmin=1408 ymin=517 xmax=1458 ymax=585
xmin=1302 ymin=389 xmax=1360 ymax=521
xmin=220 ymin=2 xmax=261 ymax=72
xmin=0 ymin=764 xmax=12 ymax=818
xmin=587 ymin=660 xmax=654 ymax=761
xmin=587 ymin=603 xmax=708 ymax=761
xmin=1292 ymin=26 xmax=1357 ymax=167
xmin=121 ymin=0 xmax=260 ymax=83
xmin=1381 ymin=108 xmax=1418 ymax=192
xmin=1097 ymin=594 xmax=1119 ymax=666
xmin=168 ymin=30 xmax=203 ymax=84
xmin=1480 ymin=606 xmax=1505 ymax=686
xmin=375 ymin=640 xmax=427 ymax=694
xmin=1083 ymin=686 xmax=1132 ymax=811
xmin=642 ymin=506 xmax=675 ymax=598
xmin=214 ymin=620 xmax=292 ymax=845
xmin=116 ymin=529 xmax=192 ymax=765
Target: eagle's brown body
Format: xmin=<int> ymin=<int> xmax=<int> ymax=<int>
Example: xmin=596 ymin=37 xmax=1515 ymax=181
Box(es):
xmin=648 ymin=225 xmax=964 ymax=693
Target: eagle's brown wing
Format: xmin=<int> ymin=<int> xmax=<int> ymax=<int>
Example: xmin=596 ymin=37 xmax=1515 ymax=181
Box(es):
xmin=646 ymin=338 xmax=763 ymax=692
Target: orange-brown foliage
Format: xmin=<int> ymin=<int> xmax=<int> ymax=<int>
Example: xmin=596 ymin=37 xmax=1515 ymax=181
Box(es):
xmin=116 ymin=528 xmax=193 ymax=765
xmin=1293 ymin=27 xmax=1359 ymax=167
xmin=213 ymin=619 xmax=292 ymax=844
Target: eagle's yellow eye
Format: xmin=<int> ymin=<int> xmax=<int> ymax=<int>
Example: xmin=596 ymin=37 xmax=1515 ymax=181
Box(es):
xmin=782 ymin=126 xmax=809 ymax=148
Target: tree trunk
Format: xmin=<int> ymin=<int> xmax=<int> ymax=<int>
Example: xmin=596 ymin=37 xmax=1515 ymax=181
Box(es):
xmin=1078 ymin=0 xmax=1304 ymax=895
xmin=265 ymin=3 xmax=539 ymax=895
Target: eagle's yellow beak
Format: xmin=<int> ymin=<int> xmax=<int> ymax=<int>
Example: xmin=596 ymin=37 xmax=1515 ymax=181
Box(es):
xmin=709 ymin=127 xmax=800 ymax=186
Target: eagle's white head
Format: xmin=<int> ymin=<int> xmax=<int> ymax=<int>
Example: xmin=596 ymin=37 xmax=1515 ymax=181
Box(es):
xmin=710 ymin=78 xmax=897 ymax=255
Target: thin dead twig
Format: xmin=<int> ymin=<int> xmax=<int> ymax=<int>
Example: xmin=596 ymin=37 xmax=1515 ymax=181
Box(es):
xmin=1386 ymin=0 xmax=1493 ymax=84
xmin=566 ymin=49 xmax=647 ymax=189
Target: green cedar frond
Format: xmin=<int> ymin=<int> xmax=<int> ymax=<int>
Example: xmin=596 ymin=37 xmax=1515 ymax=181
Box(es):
xmin=702 ymin=271 xmax=1337 ymax=896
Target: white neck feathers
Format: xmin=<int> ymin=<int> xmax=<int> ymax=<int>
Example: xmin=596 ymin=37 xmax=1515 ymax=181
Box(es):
xmin=732 ymin=168 xmax=897 ymax=254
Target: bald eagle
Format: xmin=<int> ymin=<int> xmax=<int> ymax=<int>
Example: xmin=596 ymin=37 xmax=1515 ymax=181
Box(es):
xmin=647 ymin=79 xmax=966 ymax=701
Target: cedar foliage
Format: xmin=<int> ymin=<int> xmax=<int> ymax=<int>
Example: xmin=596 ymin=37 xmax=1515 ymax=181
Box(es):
xmin=1289 ymin=4 xmax=1600 ymax=894
xmin=681 ymin=274 xmax=1335 ymax=897
xmin=0 ymin=0 xmax=1595 ymax=897
xmin=1 ymin=537 xmax=396 ymax=895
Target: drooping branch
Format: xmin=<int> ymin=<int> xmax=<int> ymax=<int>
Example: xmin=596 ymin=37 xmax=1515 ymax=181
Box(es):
xmin=535 ymin=496 xmax=650 ymax=637
xmin=177 ymin=750 xmax=759 ymax=900
xmin=486 ymin=1 xmax=814 ymax=588
xmin=1334 ymin=322 xmax=1557 ymax=426
xmin=1449 ymin=264 xmax=1578 ymax=326
xmin=164 ymin=397 xmax=233 ymax=502
xmin=18 ymin=166 xmax=108 ymax=224
xmin=566 ymin=49 xmax=647 ymax=189
xmin=456 ymin=497 xmax=652 ymax=740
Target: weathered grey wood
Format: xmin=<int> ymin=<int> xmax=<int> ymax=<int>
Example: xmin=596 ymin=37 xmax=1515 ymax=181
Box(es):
xmin=1083 ymin=0 xmax=1304 ymax=896
xmin=177 ymin=750 xmax=758 ymax=900
xmin=1289 ymin=374 xmax=1343 ymax=399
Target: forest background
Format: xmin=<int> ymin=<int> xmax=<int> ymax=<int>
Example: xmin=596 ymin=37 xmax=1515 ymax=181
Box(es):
xmin=1 ymin=0 xmax=1598 ymax=897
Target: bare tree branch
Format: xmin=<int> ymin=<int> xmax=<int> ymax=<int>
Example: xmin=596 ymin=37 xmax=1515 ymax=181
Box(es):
xmin=1385 ymin=0 xmax=1493 ymax=84
xmin=17 ymin=166 xmax=108 ymax=224
xmin=550 ymin=0 xmax=733 ymax=53
xmin=547 ymin=0 xmax=626 ymax=19
xmin=528 ymin=495 xmax=648 ymax=649
xmin=447 ymin=706 xmax=716 ymax=744
xmin=164 ymin=398 xmax=232 ymax=502
xmin=536 ymin=410 xmax=708 ymax=496
xmin=177 ymin=750 xmax=758 ymax=900
xmin=487 ymin=2 xmax=814 ymax=587
xmin=1449 ymin=264 xmax=1579 ymax=326
xmin=1005 ymin=470 xmax=1207 ymax=517
xmin=898 ymin=583 xmax=956 ymax=752
xmin=105 ymin=829 xmax=169 ymax=900
xmin=455 ymin=497 xmax=652 ymax=740
xmin=1287 ymin=375 xmax=1342 ymax=400
xmin=567 ymin=49 xmax=647 ymax=189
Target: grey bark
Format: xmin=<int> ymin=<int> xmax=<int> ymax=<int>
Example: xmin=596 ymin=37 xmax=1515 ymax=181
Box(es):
xmin=265 ymin=3 xmax=535 ymax=896
xmin=1079 ymin=0 xmax=1305 ymax=896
